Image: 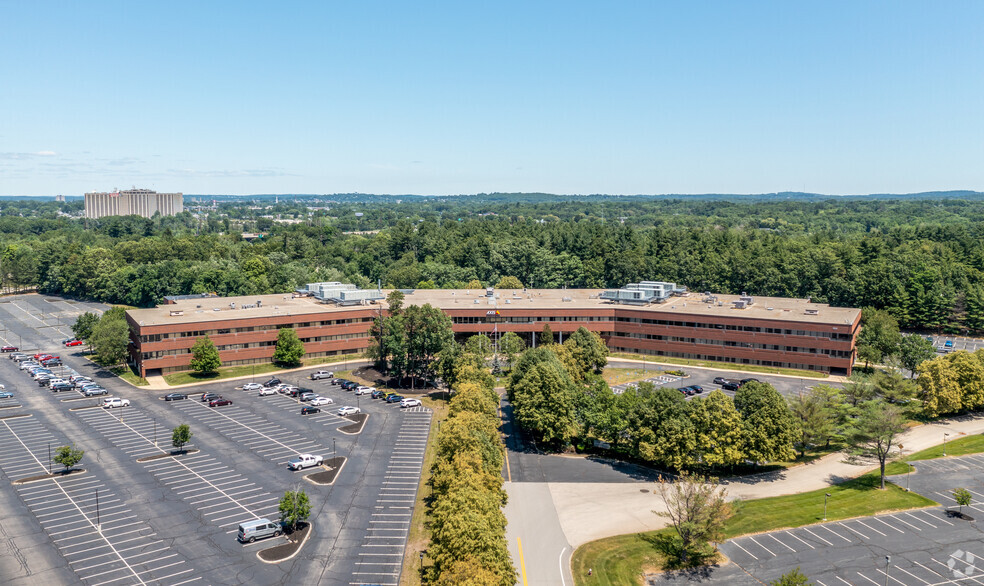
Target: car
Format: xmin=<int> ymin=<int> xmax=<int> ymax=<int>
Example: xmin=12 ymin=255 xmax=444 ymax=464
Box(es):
xmin=338 ymin=406 xmax=361 ymax=416
xmin=65 ymin=339 xmax=83 ymax=347
xmin=83 ymin=387 xmax=109 ymax=397
xmin=278 ymin=385 xmax=299 ymax=395
xmin=73 ymin=378 xmax=94 ymax=389
xmin=209 ymin=398 xmax=233 ymax=407
xmin=721 ymin=380 xmax=741 ymax=391
xmin=42 ymin=358 xmax=62 ymax=367
xmin=371 ymin=389 xmax=386 ymax=399
xmin=164 ymin=393 xmax=187 ymax=401
xmin=50 ymin=382 xmax=73 ymax=392
xmin=300 ymin=405 xmax=321 ymax=415
xmin=945 ymin=340 xmax=954 ymax=349
xmin=689 ymin=385 xmax=704 ymax=394
xmin=102 ymin=397 xmax=130 ymax=408
xmin=69 ymin=375 xmax=91 ymax=383
xmin=309 ymin=396 xmax=334 ymax=406
xmin=677 ymin=386 xmax=692 ymax=395
xmin=9 ymin=352 xmax=27 ymax=361
xmin=32 ymin=370 xmax=53 ymax=380
xmin=258 ymin=387 xmax=278 ymax=396
xmin=385 ymin=394 xmax=404 ymax=403
xmin=237 ymin=519 xmax=283 ymax=543
xmin=0 ymin=391 xmax=12 ymax=399
xmin=310 ymin=370 xmax=334 ymax=380
xmin=262 ymin=378 xmax=281 ymax=388
xmin=936 ymin=345 xmax=947 ymax=353
xmin=339 ymin=380 xmax=358 ymax=390
xmin=201 ymin=392 xmax=220 ymax=402
xmin=712 ymin=377 xmax=729 ymax=385
xmin=739 ymin=378 xmax=760 ymax=386
xmin=34 ymin=353 xmax=53 ymax=361
xmin=925 ymin=336 xmax=934 ymax=342
xmin=287 ymin=454 xmax=324 ymax=470
xmin=299 ymin=392 xmax=316 ymax=402
xmin=19 ymin=361 xmax=39 ymax=370
xmin=36 ymin=376 xmax=54 ymax=386
xmin=354 ymin=385 xmax=374 ymax=396
xmin=43 ymin=377 xmax=67 ymax=387
xmin=400 ymin=398 xmax=421 ymax=408
xmin=80 ymin=383 xmax=102 ymax=392
xmin=1 ymin=345 xmax=18 ymax=352
xmin=242 ymin=382 xmax=263 ymax=391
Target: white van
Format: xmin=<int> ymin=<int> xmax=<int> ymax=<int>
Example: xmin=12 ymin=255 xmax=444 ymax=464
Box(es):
xmin=237 ymin=518 xmax=282 ymax=543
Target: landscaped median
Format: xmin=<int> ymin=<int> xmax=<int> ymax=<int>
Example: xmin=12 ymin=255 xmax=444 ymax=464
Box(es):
xmin=161 ymin=353 xmax=363 ymax=386
xmin=608 ymin=352 xmax=830 ymax=379
xmin=570 ymin=471 xmax=936 ymax=586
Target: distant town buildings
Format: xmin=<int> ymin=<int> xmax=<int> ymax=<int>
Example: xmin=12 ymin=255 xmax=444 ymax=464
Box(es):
xmin=84 ymin=188 xmax=184 ymax=219
xmin=54 ymin=194 xmax=65 ymax=202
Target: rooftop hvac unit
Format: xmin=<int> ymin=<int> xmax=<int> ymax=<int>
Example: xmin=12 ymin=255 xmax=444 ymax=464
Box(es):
xmin=732 ymin=300 xmax=746 ymax=309
xmin=169 ymin=310 xmax=183 ymax=316
xmin=562 ymin=297 xmax=572 ymax=302
xmin=505 ymin=299 xmax=511 ymax=304
xmin=474 ymin=299 xmax=480 ymax=304
xmin=805 ymin=308 xmax=819 ymax=315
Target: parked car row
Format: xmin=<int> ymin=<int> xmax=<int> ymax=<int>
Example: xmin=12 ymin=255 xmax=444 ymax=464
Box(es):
xmin=712 ymin=376 xmax=760 ymax=391
xmin=677 ymin=385 xmax=704 ymax=396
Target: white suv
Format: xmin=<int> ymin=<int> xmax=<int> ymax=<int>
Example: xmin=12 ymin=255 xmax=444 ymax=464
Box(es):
xmin=310 ymin=396 xmax=334 ymax=406
xmin=354 ymin=386 xmax=375 ymax=396
xmin=102 ymin=397 xmax=130 ymax=408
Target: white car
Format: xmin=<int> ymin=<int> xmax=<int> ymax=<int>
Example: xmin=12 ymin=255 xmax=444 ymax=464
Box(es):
xmin=19 ymin=361 xmax=39 ymax=370
xmin=242 ymin=382 xmax=263 ymax=391
xmin=338 ymin=406 xmax=361 ymax=416
xmin=400 ymin=398 xmax=422 ymax=408
xmin=277 ymin=385 xmax=298 ymax=395
xmin=287 ymin=454 xmax=324 ymax=471
xmin=258 ymin=387 xmax=278 ymax=396
xmin=102 ymin=397 xmax=130 ymax=408
xmin=310 ymin=396 xmax=334 ymax=406
xmin=310 ymin=370 xmax=334 ymax=380
xmin=354 ymin=386 xmax=375 ymax=396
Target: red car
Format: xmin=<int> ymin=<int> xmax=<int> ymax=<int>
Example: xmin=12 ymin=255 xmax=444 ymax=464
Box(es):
xmin=209 ymin=398 xmax=233 ymax=407
xmin=0 ymin=345 xmax=18 ymax=352
xmin=34 ymin=353 xmax=52 ymax=361
xmin=65 ymin=339 xmax=83 ymax=347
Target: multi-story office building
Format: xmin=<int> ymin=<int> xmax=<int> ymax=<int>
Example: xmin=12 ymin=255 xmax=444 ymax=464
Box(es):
xmin=126 ymin=283 xmax=861 ymax=377
xmin=84 ymin=188 xmax=184 ymax=219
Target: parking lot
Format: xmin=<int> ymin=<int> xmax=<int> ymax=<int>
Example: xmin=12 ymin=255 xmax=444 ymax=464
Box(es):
xmin=0 ymin=294 xmax=432 ymax=586
xmin=649 ymin=452 xmax=984 ymax=586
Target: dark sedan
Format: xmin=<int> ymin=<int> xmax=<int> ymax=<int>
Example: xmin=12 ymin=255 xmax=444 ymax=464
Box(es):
xmin=262 ymin=378 xmax=281 ymax=388
xmin=201 ymin=392 xmax=220 ymax=402
xmin=340 ymin=380 xmax=358 ymax=390
xmin=740 ymin=378 xmax=760 ymax=385
xmin=164 ymin=393 xmax=187 ymax=401
xmin=371 ymin=389 xmax=386 ymax=399
xmin=721 ymin=380 xmax=741 ymax=391
xmin=301 ymin=406 xmax=321 ymax=415
xmin=712 ymin=377 xmax=729 ymax=385
xmin=385 ymin=394 xmax=404 ymax=403
xmin=689 ymin=385 xmax=704 ymax=394
xmin=209 ymin=398 xmax=233 ymax=407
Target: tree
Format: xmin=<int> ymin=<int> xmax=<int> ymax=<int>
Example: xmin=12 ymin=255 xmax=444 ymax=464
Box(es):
xmin=917 ymin=356 xmax=963 ymax=417
xmin=510 ymin=357 xmax=577 ymax=446
xmin=856 ymin=308 xmax=902 ymax=368
xmin=953 ymin=488 xmax=972 ymax=515
xmin=89 ymin=308 xmax=130 ymax=367
xmin=497 ymin=332 xmax=526 ymax=369
xmin=53 ymin=444 xmax=84 ymax=472
xmin=399 ymin=303 xmax=455 ymax=387
xmin=464 ymin=334 xmax=494 ymax=359
xmin=171 ymin=424 xmax=192 ymax=452
xmin=538 ymin=323 xmax=553 ymax=346
xmin=847 ymin=401 xmax=907 ymax=489
xmin=562 ymin=326 xmax=608 ymax=373
xmin=842 ymin=375 xmax=876 ymax=406
xmin=734 ymin=383 xmax=796 ymax=463
xmin=787 ymin=392 xmax=832 ymax=458
xmin=945 ymin=350 xmax=984 ymax=410
xmin=465 ymin=279 xmax=483 ymax=290
xmin=272 ymin=327 xmax=305 ymax=365
xmin=771 ymin=568 xmax=812 ymax=586
xmin=898 ymin=335 xmax=935 ymax=377
xmin=495 ymin=276 xmax=523 ymax=289
xmin=654 ymin=472 xmax=734 ymax=565
xmin=189 ymin=335 xmax=221 ymax=374
xmin=71 ymin=311 xmax=100 ymax=342
xmin=689 ymin=390 xmax=746 ymax=468
xmin=279 ymin=488 xmax=311 ymax=532
xmin=872 ymin=369 xmax=918 ymax=405
xmin=432 ymin=556 xmax=503 ymax=586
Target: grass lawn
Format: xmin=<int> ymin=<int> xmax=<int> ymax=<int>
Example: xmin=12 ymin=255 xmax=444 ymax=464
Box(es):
xmin=609 ymin=352 xmax=829 ymax=379
xmin=601 ymin=368 xmax=667 ymax=386
xmin=571 ymin=471 xmax=935 ymax=586
xmin=161 ymin=353 xmax=363 ymax=386
xmin=111 ymin=366 xmax=149 ymax=386
xmin=398 ymin=392 xmax=452 ymax=586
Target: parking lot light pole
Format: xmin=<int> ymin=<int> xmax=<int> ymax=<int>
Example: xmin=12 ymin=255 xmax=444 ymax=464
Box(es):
xmin=154 ymin=420 xmax=157 ymax=447
xmin=96 ymin=489 xmax=100 ymax=531
xmin=944 ymin=432 xmax=950 ymax=456
xmin=823 ymin=493 xmax=831 ymax=521
xmin=333 ymin=437 xmax=336 ymax=457
xmin=48 ymin=443 xmax=51 ymax=474
xmin=419 ymin=551 xmax=424 ymax=571
xmin=884 ymin=555 xmax=891 ymax=586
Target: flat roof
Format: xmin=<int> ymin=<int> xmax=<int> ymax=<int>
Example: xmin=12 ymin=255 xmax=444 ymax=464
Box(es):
xmin=128 ymin=289 xmax=859 ymax=328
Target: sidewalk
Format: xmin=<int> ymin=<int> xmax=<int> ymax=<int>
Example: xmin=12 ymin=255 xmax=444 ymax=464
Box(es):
xmin=546 ymin=412 xmax=984 ymax=549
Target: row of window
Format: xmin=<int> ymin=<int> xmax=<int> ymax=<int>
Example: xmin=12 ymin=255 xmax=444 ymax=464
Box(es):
xmin=139 ymin=317 xmax=374 ymax=342
xmin=615 ymin=316 xmax=851 ymax=340
xmin=140 ymin=332 xmax=369 ymax=360
xmin=611 ymin=333 xmax=852 ymax=358
xmin=610 ymin=346 xmax=827 ymax=371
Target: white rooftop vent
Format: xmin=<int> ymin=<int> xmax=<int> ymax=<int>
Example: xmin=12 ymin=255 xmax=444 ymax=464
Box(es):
xmin=213 ymin=308 xmax=220 ymax=311
xmin=169 ymin=310 xmax=183 ymax=316
xmin=474 ymin=299 xmax=480 ymax=304
xmin=767 ymin=307 xmax=774 ymax=311
xmin=562 ymin=297 xmax=572 ymax=302
xmin=805 ymin=308 xmax=819 ymax=315
xmin=505 ymin=299 xmax=511 ymax=304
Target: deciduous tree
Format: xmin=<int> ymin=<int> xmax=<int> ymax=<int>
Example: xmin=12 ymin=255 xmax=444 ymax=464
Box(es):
xmin=734 ymin=382 xmax=796 ymax=463
xmin=898 ymin=335 xmax=935 ymax=377
xmin=53 ymin=444 xmax=84 ymax=472
xmin=89 ymin=307 xmax=129 ymax=367
xmin=71 ymin=311 xmax=100 ymax=342
xmin=917 ymin=356 xmax=962 ymax=417
xmin=495 ymin=276 xmax=523 ymax=289
xmin=171 ymin=424 xmax=192 ymax=452
xmin=689 ymin=390 xmax=746 ymax=468
xmin=654 ymin=472 xmax=734 ymax=565
xmin=189 ymin=335 xmax=221 ymax=374
xmin=847 ymin=401 xmax=906 ymax=489
xmin=279 ymin=488 xmax=311 ymax=532
xmin=272 ymin=327 xmax=305 ymax=366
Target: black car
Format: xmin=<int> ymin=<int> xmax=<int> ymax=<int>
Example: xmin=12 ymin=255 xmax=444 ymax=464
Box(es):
xmin=385 ymin=394 xmax=404 ymax=403
xmin=164 ymin=393 xmax=187 ymax=401
xmin=689 ymin=385 xmax=704 ymax=394
xmin=50 ymin=382 xmax=73 ymax=392
xmin=371 ymin=389 xmax=386 ymax=399
xmin=721 ymin=380 xmax=740 ymax=391
xmin=340 ymin=380 xmax=358 ymax=390
xmin=301 ymin=406 xmax=321 ymax=415
xmin=712 ymin=377 xmax=729 ymax=385
xmin=263 ymin=378 xmax=281 ymax=388
xmin=201 ymin=392 xmax=220 ymax=402
xmin=740 ymin=378 xmax=760 ymax=386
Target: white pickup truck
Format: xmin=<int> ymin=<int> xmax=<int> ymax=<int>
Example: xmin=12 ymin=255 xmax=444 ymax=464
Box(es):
xmin=310 ymin=370 xmax=334 ymax=380
xmin=287 ymin=454 xmax=324 ymax=471
xmin=102 ymin=397 xmax=131 ymax=408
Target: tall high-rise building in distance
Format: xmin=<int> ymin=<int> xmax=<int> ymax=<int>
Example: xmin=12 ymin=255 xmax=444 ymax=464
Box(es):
xmin=84 ymin=188 xmax=184 ymax=219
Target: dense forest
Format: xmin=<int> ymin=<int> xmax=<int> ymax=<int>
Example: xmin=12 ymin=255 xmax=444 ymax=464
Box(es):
xmin=2 ymin=195 xmax=984 ymax=333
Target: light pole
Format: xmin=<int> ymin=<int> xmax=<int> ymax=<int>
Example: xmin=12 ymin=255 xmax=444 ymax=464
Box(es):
xmin=48 ymin=443 xmax=51 ymax=474
xmin=332 ymin=437 xmax=336 ymax=458
xmin=884 ymin=555 xmax=891 ymax=586
xmin=154 ymin=420 xmax=157 ymax=447
xmin=823 ymin=493 xmax=831 ymax=521
xmin=419 ymin=551 xmax=424 ymax=572
xmin=944 ymin=432 xmax=950 ymax=456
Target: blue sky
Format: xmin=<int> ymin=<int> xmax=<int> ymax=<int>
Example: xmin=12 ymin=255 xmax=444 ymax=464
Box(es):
xmin=2 ymin=1 xmax=982 ymax=196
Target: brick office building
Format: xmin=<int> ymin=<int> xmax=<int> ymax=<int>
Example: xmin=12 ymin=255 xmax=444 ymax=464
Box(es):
xmin=126 ymin=284 xmax=860 ymax=377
